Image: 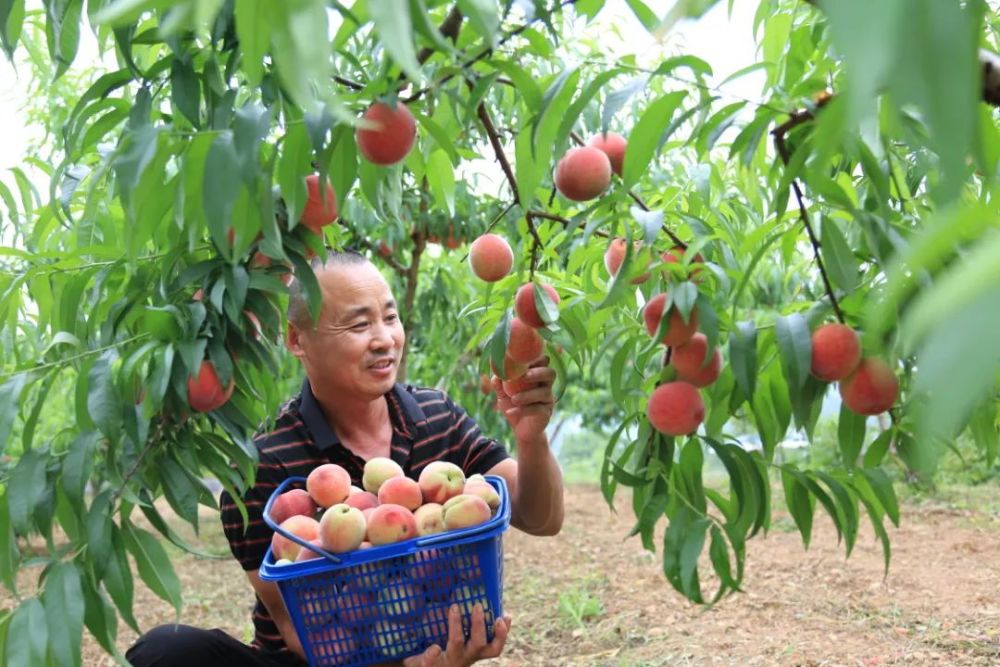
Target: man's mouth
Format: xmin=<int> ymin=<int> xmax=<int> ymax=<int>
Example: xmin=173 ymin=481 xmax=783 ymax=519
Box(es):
xmin=370 ymin=359 xmax=394 ymax=370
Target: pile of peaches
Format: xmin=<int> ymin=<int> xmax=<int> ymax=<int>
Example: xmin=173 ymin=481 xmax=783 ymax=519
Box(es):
xmin=268 ymin=458 xmax=499 ymax=564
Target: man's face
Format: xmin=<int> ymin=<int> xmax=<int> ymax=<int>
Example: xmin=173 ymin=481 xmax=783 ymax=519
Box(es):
xmin=287 ymin=262 xmax=405 ymax=401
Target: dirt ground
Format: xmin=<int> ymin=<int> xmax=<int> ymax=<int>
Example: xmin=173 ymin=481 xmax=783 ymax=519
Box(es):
xmin=77 ymin=483 xmax=999 ymax=667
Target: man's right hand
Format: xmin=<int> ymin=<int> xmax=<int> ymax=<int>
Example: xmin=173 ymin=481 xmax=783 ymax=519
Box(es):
xmin=402 ymin=604 xmax=512 ymax=667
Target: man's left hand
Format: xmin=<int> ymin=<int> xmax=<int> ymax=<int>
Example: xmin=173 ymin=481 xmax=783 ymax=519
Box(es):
xmin=492 ymin=357 xmax=556 ymax=446
xmin=402 ymin=604 xmax=513 ymax=667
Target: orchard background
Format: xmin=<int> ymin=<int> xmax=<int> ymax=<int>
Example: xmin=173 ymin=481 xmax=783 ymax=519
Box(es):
xmin=0 ymin=0 xmax=998 ymax=665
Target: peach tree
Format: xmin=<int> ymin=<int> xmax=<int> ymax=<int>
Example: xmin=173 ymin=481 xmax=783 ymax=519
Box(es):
xmin=0 ymin=0 xmax=998 ymax=663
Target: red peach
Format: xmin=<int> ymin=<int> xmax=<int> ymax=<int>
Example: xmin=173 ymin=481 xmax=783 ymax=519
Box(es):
xmin=377 ymin=476 xmax=423 ymax=511
xmin=366 ymin=504 xmax=418 ymax=545
xmin=344 ymin=490 xmax=379 ymax=512
xmin=469 ymin=233 xmax=513 ymax=282
xmin=318 ymin=503 xmax=367 ymax=553
xmin=811 ymin=323 xmax=862 ymax=381
xmin=604 ymin=237 xmax=650 ymax=284
xmin=839 ymin=358 xmax=898 ymax=415
xmin=270 ymin=489 xmax=317 ymax=526
xmin=671 ymin=333 xmax=722 ymax=388
xmin=356 ymin=102 xmax=417 ymax=166
xmin=362 ymin=457 xmax=405 ymax=494
xmin=554 ymin=146 xmax=612 ymax=201
xmin=514 ymin=282 xmax=560 ymax=328
xmin=271 ymin=515 xmax=320 ymax=561
xmin=507 ymin=317 xmax=544 ymax=364
xmin=643 ymin=294 xmax=699 ymax=347
xmin=306 ymin=463 xmax=352 ymax=508
xmin=295 ymin=538 xmax=326 ymax=562
xmin=463 ymin=480 xmax=500 ymax=511
xmin=300 ymin=174 xmax=338 ymax=233
xmin=647 ymin=382 xmax=704 ymax=436
xmin=186 ymin=359 xmax=235 ymax=412
xmin=588 ymin=131 xmax=627 ymax=176
xmin=413 ymin=503 xmax=446 ymax=536
xmin=442 ymin=494 xmax=492 ymax=530
xmin=417 ymin=460 xmax=466 ymax=504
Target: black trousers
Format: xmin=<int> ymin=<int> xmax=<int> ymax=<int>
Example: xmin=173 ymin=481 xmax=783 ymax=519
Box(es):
xmin=126 ymin=624 xmax=306 ymax=667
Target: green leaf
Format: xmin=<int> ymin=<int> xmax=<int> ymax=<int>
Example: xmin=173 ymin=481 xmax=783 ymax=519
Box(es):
xmin=781 ymin=468 xmax=814 ymax=548
xmin=663 ymin=505 xmax=709 ymax=603
xmin=630 ymin=207 xmax=662 ymax=246
xmin=170 ymin=55 xmax=201 ymax=126
xmin=0 ymin=373 xmax=28 ymax=456
xmin=234 ymin=0 xmax=271 ymax=85
xmin=625 ymin=0 xmax=658 ymax=30
xmin=622 ymin=91 xmax=687 ymax=188
xmin=969 ymin=400 xmax=998 ymax=468
xmin=837 ymin=402 xmax=867 ymax=467
xmin=368 ymin=0 xmax=422 ymax=83
xmin=80 ymin=572 xmax=119 ymax=658
xmin=854 ymin=483 xmax=892 ymax=576
xmin=43 ymin=561 xmax=84 ymax=667
xmin=774 ymin=313 xmax=811 ymax=391
xmin=6 ymin=597 xmax=47 ymax=667
xmin=821 ymin=218 xmax=857 ymax=292
xmin=85 ymin=489 xmax=114 ymax=581
xmin=555 ymin=69 xmax=621 ymax=154
xmin=0 ymin=0 xmax=26 ymax=58
xmin=728 ymin=321 xmax=757 ymax=401
xmin=7 ymin=448 xmax=47 ymax=535
xmin=159 ymin=455 xmax=201 ymax=528
xmin=203 ymin=132 xmax=242 ymax=253
xmin=122 ymin=520 xmax=183 ymax=614
xmin=601 ymin=76 xmax=646 ymax=134
xmin=426 ymin=149 xmax=455 ymax=216
xmin=862 ymin=429 xmax=893 ymax=469
xmin=860 ymin=468 xmax=900 ymax=527
xmin=457 ymin=0 xmax=499 ymax=48
xmin=814 ymin=471 xmax=859 ymax=556
xmin=44 ymin=0 xmax=83 ymax=79
xmin=277 ymin=121 xmax=311 ymax=229
xmin=102 ymin=525 xmax=139 ymax=633
xmin=0 ymin=491 xmax=20 ymax=594
xmin=488 ymin=312 xmax=511 ymax=379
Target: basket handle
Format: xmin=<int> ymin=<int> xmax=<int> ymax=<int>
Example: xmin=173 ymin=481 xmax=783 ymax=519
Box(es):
xmin=262 ymin=476 xmax=343 ymax=565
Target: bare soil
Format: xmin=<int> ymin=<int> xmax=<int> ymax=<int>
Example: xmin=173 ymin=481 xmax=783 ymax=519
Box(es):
xmin=72 ymin=483 xmax=999 ymax=666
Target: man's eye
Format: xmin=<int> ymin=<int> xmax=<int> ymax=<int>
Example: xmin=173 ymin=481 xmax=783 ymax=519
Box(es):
xmin=352 ymin=322 xmax=369 ymax=330
xmin=386 ymin=314 xmax=398 ymax=322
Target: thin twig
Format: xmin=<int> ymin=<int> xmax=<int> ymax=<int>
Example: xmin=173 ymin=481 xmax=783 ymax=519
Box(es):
xmin=333 ymin=75 xmax=365 ymax=91
xmin=0 ymin=333 xmax=152 ymax=382
xmin=477 ymin=103 xmax=520 ymax=202
xmin=404 ymin=0 xmax=579 ymax=103
xmin=772 ymin=128 xmax=845 ymax=323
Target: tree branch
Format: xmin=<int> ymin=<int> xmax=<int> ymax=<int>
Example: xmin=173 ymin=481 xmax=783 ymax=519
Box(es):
xmin=477 ymin=103 xmax=520 ymax=202
xmin=416 ymin=5 xmax=465 ymax=65
xmin=771 ymin=128 xmax=846 ymax=323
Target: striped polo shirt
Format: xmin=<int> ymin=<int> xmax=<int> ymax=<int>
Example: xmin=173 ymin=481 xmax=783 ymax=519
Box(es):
xmin=219 ymin=379 xmax=510 ymax=656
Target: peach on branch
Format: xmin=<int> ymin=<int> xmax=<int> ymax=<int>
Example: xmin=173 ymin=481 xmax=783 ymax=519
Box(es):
xmin=647 ymin=382 xmax=704 ymax=436
xmin=642 ymin=294 xmax=699 ymax=347
xmin=442 ymin=494 xmax=492 ymax=530
xmin=306 ymin=463 xmax=352 ymax=508
xmin=300 ymin=174 xmax=338 ymax=233
xmin=554 ymin=146 xmax=612 ymax=201
xmin=318 ymin=503 xmax=367 ymax=553
xmin=587 ymin=131 xmax=627 ymax=176
xmin=671 ymin=333 xmax=722 ymax=388
xmin=604 ymin=237 xmax=650 ymax=284
xmin=417 ymin=460 xmax=466 ymax=504
xmin=356 ymin=102 xmax=417 ymax=166
xmin=186 ymin=359 xmax=235 ymax=412
xmin=362 ymin=456 xmax=405 ymax=494
xmin=514 ymin=282 xmax=560 ymax=328
xmin=839 ymin=358 xmax=898 ymax=415
xmin=810 ymin=323 xmax=862 ymax=381
xmin=377 ymin=476 xmax=423 ymax=511
xmin=469 ymin=233 xmax=513 ymax=282
xmin=366 ymin=503 xmax=418 ymax=545
xmin=271 ymin=515 xmax=320 ymax=561
xmin=506 ymin=317 xmax=544 ymax=364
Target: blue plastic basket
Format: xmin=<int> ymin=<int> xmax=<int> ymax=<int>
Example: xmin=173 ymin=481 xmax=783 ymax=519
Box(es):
xmin=259 ymin=475 xmax=510 ymax=667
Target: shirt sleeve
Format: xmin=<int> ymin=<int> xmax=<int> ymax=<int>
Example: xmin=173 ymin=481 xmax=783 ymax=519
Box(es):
xmin=443 ymin=394 xmax=511 ymax=476
xmin=219 ymin=448 xmax=286 ymax=572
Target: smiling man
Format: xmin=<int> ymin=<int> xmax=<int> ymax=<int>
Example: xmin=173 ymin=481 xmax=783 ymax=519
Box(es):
xmin=126 ymin=250 xmax=565 ymax=667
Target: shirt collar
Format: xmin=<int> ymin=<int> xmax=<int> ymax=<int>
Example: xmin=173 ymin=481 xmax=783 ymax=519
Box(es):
xmin=299 ymin=379 xmax=428 ymax=450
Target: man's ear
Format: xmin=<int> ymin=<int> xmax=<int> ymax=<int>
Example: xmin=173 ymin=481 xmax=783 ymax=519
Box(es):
xmin=286 ymin=324 xmax=306 ymax=358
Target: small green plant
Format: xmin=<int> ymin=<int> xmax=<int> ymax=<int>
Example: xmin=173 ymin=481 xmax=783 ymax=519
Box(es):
xmin=557 ymin=584 xmax=605 ymax=629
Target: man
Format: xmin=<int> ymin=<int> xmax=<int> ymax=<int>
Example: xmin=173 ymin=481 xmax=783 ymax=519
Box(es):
xmin=127 ymin=250 xmax=565 ymax=666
